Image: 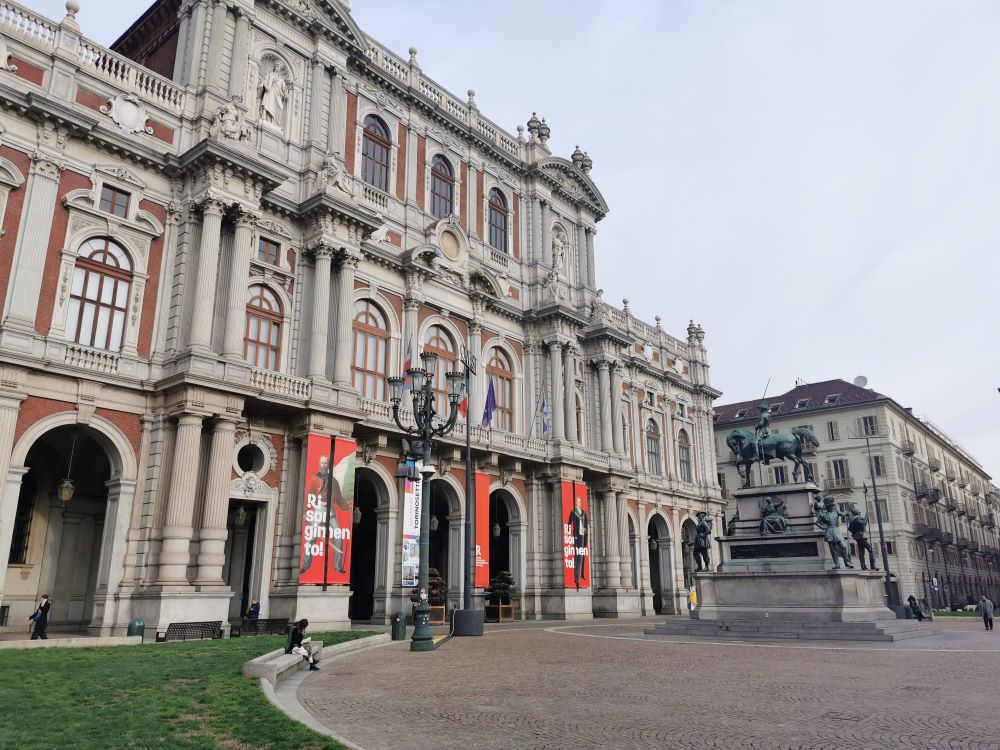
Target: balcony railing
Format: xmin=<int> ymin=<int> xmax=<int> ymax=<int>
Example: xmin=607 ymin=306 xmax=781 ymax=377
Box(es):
xmin=250 ymin=369 xmax=312 ymax=399
xmin=928 ymin=457 xmax=941 ymax=473
xmin=64 ymin=343 xmax=120 ymax=374
xmin=900 ymin=439 xmax=915 ymax=456
xmin=927 ymin=528 xmax=943 ymax=541
xmin=825 ymin=477 xmax=854 ymax=491
xmin=957 ymin=477 xmax=968 ymax=488
xmin=967 ymin=505 xmax=978 ymax=520
xmin=940 ymin=531 xmax=954 ymax=545
xmin=956 ymin=503 xmax=967 ymax=517
xmin=926 ymin=488 xmax=942 ymax=504
xmin=720 ymin=488 xmax=731 ymax=499
xmin=943 ymin=496 xmax=956 ymax=511
xmin=912 ymin=523 xmax=930 ymax=538
xmin=987 ymin=513 xmax=997 ymax=529
xmin=915 ymin=483 xmax=928 ymax=500
xmin=361 ymin=184 xmax=390 ymax=212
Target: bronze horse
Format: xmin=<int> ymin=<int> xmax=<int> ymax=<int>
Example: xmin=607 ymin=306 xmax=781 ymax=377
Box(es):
xmin=726 ymin=427 xmax=819 ymax=487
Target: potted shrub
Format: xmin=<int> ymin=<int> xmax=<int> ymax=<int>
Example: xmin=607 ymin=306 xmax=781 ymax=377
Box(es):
xmin=410 ymin=567 xmax=448 ymax=625
xmin=484 ymin=570 xmax=518 ymax=623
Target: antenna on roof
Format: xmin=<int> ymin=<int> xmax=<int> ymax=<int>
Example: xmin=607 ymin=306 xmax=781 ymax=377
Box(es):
xmin=853 ymin=375 xmax=868 ymax=388
xmin=794 ymin=378 xmax=807 ymax=386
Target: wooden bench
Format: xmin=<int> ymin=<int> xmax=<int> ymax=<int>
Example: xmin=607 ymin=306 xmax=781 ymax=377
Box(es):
xmin=156 ymin=621 xmax=224 ymax=642
xmin=237 ymin=618 xmax=289 ymax=637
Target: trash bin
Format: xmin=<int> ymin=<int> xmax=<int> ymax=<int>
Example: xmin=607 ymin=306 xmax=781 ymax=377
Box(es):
xmin=127 ymin=618 xmax=145 ymax=638
xmin=391 ymin=612 xmax=406 ymax=641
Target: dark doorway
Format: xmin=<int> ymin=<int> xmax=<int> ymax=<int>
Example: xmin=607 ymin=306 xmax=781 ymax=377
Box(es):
xmin=489 ymin=491 xmax=510 ymax=580
xmin=349 ymin=472 xmax=379 ymax=621
xmin=428 ymin=481 xmax=449 ymax=580
xmin=224 ymin=502 xmax=257 ymax=622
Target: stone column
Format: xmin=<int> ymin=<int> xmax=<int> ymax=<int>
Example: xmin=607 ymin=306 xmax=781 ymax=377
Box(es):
xmin=603 ymin=489 xmax=622 ymax=585
xmin=194 ymin=418 xmax=238 ymax=587
xmin=547 ymin=341 xmax=564 ymax=440
xmin=3 ymin=154 xmax=63 ymax=331
xmin=597 ymin=359 xmax=613 ymax=452
xmin=307 ymin=56 xmax=326 ymax=148
xmin=468 ymin=320 xmax=483 ymax=423
xmin=0 ymin=392 xmax=25 ymax=604
xmin=610 ymin=363 xmax=624 ymax=454
xmin=576 ymin=224 xmax=587 ymax=287
xmin=523 ymin=338 xmax=538 ymax=436
xmin=402 ymin=296 xmax=420 ymax=364
xmin=586 ymin=228 xmax=596 ymax=289
xmin=618 ymin=493 xmax=633 ymax=588
xmin=222 ymin=207 xmax=258 ymax=358
xmin=157 ymin=414 xmax=205 ymax=585
xmin=227 ymin=6 xmax=251 ymax=100
xmin=189 ymin=199 xmax=227 ymax=352
xmin=308 ymin=246 xmax=334 ymax=380
xmin=330 ymin=75 xmax=347 ymax=156
xmin=530 ymin=195 xmax=542 ymax=263
xmin=205 ymin=0 xmax=229 ymax=94
xmin=563 ymin=346 xmax=577 ymax=443
xmin=332 ymin=251 xmax=359 ymax=386
xmin=540 ymin=200 xmax=552 ymax=266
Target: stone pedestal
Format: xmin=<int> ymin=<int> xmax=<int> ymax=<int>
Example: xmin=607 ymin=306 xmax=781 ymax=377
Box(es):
xmin=539 ymin=588 xmax=593 ymax=620
xmin=646 ymin=482 xmax=930 ymax=641
xmin=592 ymin=589 xmax=641 ymax=618
xmin=269 ymin=588 xmax=352 ymax=631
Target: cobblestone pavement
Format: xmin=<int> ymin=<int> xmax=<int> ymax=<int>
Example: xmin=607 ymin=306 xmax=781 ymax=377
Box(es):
xmin=298 ymin=617 xmax=1000 ymax=750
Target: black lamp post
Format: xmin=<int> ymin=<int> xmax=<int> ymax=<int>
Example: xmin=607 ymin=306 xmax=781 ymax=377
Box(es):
xmin=388 ymin=351 xmax=464 ymax=652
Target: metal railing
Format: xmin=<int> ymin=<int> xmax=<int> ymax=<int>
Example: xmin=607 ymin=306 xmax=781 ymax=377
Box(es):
xmin=825 ymin=477 xmax=854 ymax=491
xmin=900 ymin=439 xmax=915 ymax=455
xmin=928 ymin=457 xmax=941 ymax=472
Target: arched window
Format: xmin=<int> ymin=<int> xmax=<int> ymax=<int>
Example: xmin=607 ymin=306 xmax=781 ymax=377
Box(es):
xmin=64 ymin=237 xmax=133 ymax=352
xmin=352 ymin=299 xmax=390 ymax=400
xmin=645 ymin=419 xmax=662 ymax=476
xmin=487 ymin=188 xmax=508 ymax=252
xmin=430 ymin=155 xmax=454 ymax=220
xmin=244 ymin=284 xmax=282 ymax=370
xmin=485 ymin=347 xmax=514 ymax=432
xmin=422 ymin=325 xmax=457 ymax=417
xmin=678 ymin=429 xmax=693 ymax=482
xmin=361 ymin=115 xmax=390 ymax=192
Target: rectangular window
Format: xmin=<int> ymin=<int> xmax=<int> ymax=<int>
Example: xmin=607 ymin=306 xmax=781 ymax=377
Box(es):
xmin=885 ymin=541 xmax=894 ymax=555
xmin=826 ymin=421 xmax=840 ymax=441
xmin=8 ymin=477 xmax=34 ymax=565
xmin=677 ymin=403 xmax=686 ymax=418
xmin=772 ymin=466 xmax=787 ymax=485
xmin=258 ymin=237 xmax=280 ymax=265
xmin=832 ymin=459 xmax=850 ymax=480
xmin=99 ymin=185 xmax=130 ymax=218
xmin=862 ymin=415 xmax=878 ymax=437
xmin=873 ymin=455 xmax=885 ymax=477
xmin=717 ymin=471 xmax=727 ymax=490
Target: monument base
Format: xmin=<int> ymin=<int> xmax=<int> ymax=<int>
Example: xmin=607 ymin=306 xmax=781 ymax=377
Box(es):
xmin=646 ymin=482 xmax=930 ymax=641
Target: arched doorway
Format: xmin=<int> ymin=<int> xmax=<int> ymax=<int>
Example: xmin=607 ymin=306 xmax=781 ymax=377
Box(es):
xmin=647 ymin=514 xmax=672 ymax=614
xmin=223 ymin=502 xmax=260 ymax=623
xmin=488 ymin=490 xmax=510 ymax=581
xmin=9 ymin=426 xmax=110 ymax=634
xmin=348 ymin=469 xmax=380 ymax=621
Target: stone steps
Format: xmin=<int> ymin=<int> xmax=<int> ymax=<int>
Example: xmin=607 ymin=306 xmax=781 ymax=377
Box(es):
xmin=645 ymin=618 xmax=932 ymax=642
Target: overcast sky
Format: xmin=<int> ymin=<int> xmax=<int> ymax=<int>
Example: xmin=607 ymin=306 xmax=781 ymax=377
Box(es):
xmin=40 ymin=0 xmax=1000 ymax=477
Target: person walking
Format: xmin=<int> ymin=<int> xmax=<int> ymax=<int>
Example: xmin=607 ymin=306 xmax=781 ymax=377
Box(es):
xmin=28 ymin=594 xmax=51 ymax=640
xmin=979 ymin=594 xmax=994 ymax=632
xmin=285 ymin=619 xmax=320 ymax=670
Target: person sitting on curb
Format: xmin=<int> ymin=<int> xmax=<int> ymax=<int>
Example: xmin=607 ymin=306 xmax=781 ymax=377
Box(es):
xmin=285 ymin=618 xmax=320 ymax=670
xmin=907 ymin=595 xmax=925 ymax=622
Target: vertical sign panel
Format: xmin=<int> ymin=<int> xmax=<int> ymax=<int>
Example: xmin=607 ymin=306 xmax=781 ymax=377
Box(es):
xmin=298 ymin=435 xmax=356 ymax=585
xmin=475 ymin=472 xmax=491 ymax=587
xmin=562 ymin=480 xmax=591 ymax=589
xmin=401 ymin=460 xmax=422 ymax=588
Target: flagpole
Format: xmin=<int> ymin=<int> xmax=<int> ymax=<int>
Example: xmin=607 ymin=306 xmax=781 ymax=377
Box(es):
xmin=460 ymin=347 xmax=477 ymax=615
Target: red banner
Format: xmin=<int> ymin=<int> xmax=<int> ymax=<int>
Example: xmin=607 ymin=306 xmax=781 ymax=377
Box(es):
xmin=475 ymin=472 xmax=491 ymax=587
xmin=298 ymin=435 xmax=357 ymax=585
xmin=562 ymin=480 xmax=590 ymax=589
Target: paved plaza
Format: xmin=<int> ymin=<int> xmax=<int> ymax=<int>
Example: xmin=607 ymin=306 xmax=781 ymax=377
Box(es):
xmin=296 ymin=617 xmax=1000 ymax=750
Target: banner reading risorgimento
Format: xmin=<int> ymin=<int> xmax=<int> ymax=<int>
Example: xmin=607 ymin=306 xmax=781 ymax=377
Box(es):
xmin=561 ymin=480 xmax=590 ymax=589
xmin=474 ymin=472 xmax=491 ymax=587
xmin=298 ymin=435 xmax=357 ymax=585
xmin=401 ymin=460 xmax=422 ymax=588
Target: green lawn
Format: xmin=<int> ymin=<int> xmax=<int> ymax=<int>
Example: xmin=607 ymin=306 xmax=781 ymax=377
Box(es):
xmin=0 ymin=631 xmax=372 ymax=749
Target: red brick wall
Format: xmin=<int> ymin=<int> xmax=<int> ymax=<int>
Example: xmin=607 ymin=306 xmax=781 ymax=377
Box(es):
xmin=137 ymin=200 xmax=167 ymax=357
xmin=14 ymin=396 xmax=74 ymax=446
xmin=395 ymin=124 xmax=407 ymax=200
xmin=76 ymin=87 xmax=105 ymax=113
xmin=35 ymin=170 xmax=90 ymax=334
xmin=415 ymin=136 xmax=426 ymax=210
xmin=148 ymin=121 xmax=174 ymax=145
xmin=344 ymin=93 xmax=358 ymax=174
xmin=10 ymin=57 xmax=44 ymax=86
xmin=95 ymin=407 xmax=142 ymax=460
xmin=512 ymin=192 xmax=520 ymax=259
xmin=0 ymin=147 xmax=30 ymax=317
xmin=476 ymin=171 xmax=484 ymax=238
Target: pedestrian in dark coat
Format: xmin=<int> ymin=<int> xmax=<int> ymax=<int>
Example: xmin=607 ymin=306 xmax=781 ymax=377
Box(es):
xmin=29 ymin=594 xmax=50 ymax=640
xmin=979 ymin=594 xmax=994 ymax=631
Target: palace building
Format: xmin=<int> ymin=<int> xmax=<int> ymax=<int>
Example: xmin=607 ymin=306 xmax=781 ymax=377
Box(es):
xmin=714 ymin=379 xmax=1000 ymax=609
xmin=0 ymin=0 xmax=723 ymax=635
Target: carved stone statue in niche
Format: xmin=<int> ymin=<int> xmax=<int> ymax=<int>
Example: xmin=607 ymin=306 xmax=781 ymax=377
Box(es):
xmin=552 ymin=230 xmax=566 ymax=275
xmin=211 ymin=101 xmax=252 ymax=142
xmin=318 ymin=152 xmax=351 ymax=194
xmin=257 ymin=55 xmax=290 ymax=127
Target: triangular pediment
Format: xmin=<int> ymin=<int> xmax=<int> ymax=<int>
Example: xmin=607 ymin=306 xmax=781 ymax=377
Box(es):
xmin=285 ymin=0 xmax=367 ymax=51
xmin=537 ymin=158 xmax=609 ymax=217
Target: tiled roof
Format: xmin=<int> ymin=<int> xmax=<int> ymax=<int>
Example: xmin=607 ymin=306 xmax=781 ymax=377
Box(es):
xmin=712 ymin=379 xmax=889 ymax=426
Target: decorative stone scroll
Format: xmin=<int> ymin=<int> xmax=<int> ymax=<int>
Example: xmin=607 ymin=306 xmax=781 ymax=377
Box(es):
xmin=101 ymin=94 xmax=154 ymax=135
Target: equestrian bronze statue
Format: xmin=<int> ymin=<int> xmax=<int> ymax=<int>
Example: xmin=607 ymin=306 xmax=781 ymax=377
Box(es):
xmin=726 ymin=427 xmax=820 ymax=488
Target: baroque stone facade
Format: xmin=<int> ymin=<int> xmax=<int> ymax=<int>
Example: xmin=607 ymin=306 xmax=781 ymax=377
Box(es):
xmin=714 ymin=379 xmax=1000 ymax=610
xmin=0 ymin=0 xmax=722 ymax=635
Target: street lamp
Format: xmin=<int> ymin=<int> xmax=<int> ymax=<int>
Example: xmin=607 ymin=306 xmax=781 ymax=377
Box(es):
xmin=388 ymin=351 xmax=464 ymax=652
